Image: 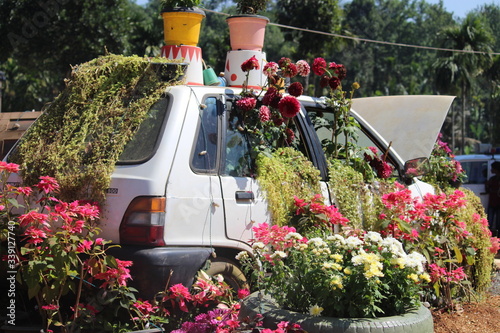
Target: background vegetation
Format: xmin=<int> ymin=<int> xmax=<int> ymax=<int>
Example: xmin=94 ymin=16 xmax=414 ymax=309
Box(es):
xmin=1 ymin=0 xmax=500 ymax=153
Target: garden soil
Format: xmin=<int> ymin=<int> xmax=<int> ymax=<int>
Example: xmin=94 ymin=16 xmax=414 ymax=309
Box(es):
xmin=432 ymin=259 xmax=500 ymax=333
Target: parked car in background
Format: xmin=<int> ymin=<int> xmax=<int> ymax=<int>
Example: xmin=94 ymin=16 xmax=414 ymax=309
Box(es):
xmin=455 ymin=154 xmax=500 ymax=209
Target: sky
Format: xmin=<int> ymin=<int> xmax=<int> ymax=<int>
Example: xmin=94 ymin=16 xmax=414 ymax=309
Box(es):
xmin=135 ymin=0 xmax=500 ymax=18
xmin=426 ymin=0 xmax=499 ymax=18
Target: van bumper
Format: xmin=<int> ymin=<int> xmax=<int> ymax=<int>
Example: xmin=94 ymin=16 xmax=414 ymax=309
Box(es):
xmin=109 ymin=246 xmax=214 ymax=299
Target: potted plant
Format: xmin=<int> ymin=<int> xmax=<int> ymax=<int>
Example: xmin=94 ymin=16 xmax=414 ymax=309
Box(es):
xmin=226 ymin=0 xmax=270 ymax=51
xmin=160 ymin=0 xmax=205 ymax=46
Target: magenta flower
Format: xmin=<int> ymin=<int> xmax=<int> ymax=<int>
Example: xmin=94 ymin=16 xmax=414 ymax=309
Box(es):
xmin=236 ymin=97 xmax=257 ymax=112
xmin=312 ymin=57 xmax=327 ymax=76
xmin=36 ymin=176 xmax=60 ymax=194
xmin=259 ymin=105 xmax=271 ymax=122
xmin=278 ymin=95 xmax=301 ymax=118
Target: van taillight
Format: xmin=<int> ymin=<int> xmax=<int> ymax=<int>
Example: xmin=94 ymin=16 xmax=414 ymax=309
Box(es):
xmin=120 ymin=196 xmax=166 ymax=246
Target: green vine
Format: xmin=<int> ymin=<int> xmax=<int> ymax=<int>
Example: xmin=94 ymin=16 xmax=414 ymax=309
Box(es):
xmin=328 ymin=159 xmax=396 ymax=231
xmin=256 ymin=148 xmax=321 ymax=226
xmin=11 ymin=54 xmax=184 ymax=204
xmin=452 ymin=188 xmax=495 ymax=298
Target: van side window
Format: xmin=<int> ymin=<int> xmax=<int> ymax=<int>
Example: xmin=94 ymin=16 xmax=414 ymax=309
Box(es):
xmin=191 ymin=97 xmax=219 ymax=172
xmin=460 ymin=161 xmax=488 ymax=184
xmin=222 ymin=101 xmax=312 ymax=178
xmin=223 ymin=100 xmax=252 ymax=177
xmin=119 ymin=97 xmax=170 ymax=163
xmin=307 ymin=107 xmax=398 ymax=177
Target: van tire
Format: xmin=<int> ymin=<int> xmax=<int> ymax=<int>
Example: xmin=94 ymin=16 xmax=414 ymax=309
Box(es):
xmin=206 ymin=257 xmax=249 ymax=291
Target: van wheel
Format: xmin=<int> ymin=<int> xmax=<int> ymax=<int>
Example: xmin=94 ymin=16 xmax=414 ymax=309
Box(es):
xmin=205 ymin=258 xmax=249 ymax=292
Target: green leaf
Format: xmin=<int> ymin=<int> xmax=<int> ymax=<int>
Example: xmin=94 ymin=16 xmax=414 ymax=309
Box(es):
xmin=453 ymin=246 xmax=463 ymax=264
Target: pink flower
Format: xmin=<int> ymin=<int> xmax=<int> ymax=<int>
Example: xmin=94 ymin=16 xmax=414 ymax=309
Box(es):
xmin=236 ymin=97 xmax=257 ymax=112
xmin=287 ymin=82 xmax=303 ymax=97
xmin=241 ymin=55 xmax=260 ymax=72
xmin=76 ymin=239 xmax=93 ymax=252
xmin=278 ymin=96 xmax=301 ymax=118
xmin=296 ymin=60 xmax=310 ymax=76
xmin=263 ymin=62 xmax=279 ymax=78
xmin=36 ymin=176 xmax=60 ymax=194
xmin=23 ymin=226 xmax=48 ymax=244
xmin=237 ymin=288 xmax=250 ymax=299
xmin=17 ymin=186 xmax=33 ymax=196
xmin=259 ymin=105 xmax=271 ymax=122
xmin=18 ymin=211 xmax=49 ymax=228
xmin=0 ymin=161 xmax=20 ymax=173
xmin=42 ymin=304 xmax=59 ymax=311
xmin=312 ymin=58 xmax=327 ymax=76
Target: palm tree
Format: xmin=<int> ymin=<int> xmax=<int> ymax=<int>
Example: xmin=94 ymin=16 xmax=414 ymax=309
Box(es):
xmin=433 ymin=15 xmax=493 ymax=153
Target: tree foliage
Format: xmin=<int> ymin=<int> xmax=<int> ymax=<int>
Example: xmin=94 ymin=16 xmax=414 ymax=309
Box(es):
xmin=1 ymin=0 xmax=500 ymax=152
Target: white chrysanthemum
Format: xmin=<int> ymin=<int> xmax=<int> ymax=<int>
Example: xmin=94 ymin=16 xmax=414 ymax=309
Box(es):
xmin=270 ymin=251 xmax=287 ymax=259
xmin=285 ymin=232 xmax=303 ymax=240
xmin=309 ymin=304 xmax=324 ymax=317
xmin=345 ymin=236 xmax=364 ymax=250
xmin=327 ymin=234 xmax=346 ymax=246
xmin=252 ymin=242 xmax=266 ymax=250
xmin=308 ymin=237 xmax=327 ymax=248
xmin=364 ymin=231 xmax=383 ymax=244
xmin=406 ymin=252 xmax=427 ymax=273
xmin=235 ymin=251 xmax=248 ymax=261
xmin=380 ymin=237 xmax=406 ymax=257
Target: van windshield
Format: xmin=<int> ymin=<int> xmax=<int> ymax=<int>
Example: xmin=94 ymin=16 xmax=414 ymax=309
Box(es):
xmin=118 ymin=97 xmax=170 ymax=163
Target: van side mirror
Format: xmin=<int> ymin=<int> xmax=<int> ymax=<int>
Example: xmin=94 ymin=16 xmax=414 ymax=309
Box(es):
xmin=403 ymin=157 xmax=429 ymax=180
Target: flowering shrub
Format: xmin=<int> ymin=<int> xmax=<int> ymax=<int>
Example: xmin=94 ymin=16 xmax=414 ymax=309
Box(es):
xmin=238 ymin=223 xmax=430 ymax=318
xmin=231 ymin=56 xmax=311 ymax=159
xmin=422 ymin=134 xmax=466 ymax=189
xmin=376 ymin=182 xmax=499 ymax=309
xmin=0 ymin=162 xmax=148 ymax=333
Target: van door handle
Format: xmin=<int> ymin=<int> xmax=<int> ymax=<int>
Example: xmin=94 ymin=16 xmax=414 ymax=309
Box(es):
xmin=235 ymin=191 xmax=254 ymax=200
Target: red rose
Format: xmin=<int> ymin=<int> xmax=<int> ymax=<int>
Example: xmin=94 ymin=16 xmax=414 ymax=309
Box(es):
xmin=288 ymin=82 xmax=303 ymax=97
xmin=278 ymin=95 xmax=301 ymax=118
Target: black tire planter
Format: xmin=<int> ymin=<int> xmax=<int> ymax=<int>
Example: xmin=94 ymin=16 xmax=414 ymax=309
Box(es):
xmin=239 ymin=292 xmax=434 ymax=333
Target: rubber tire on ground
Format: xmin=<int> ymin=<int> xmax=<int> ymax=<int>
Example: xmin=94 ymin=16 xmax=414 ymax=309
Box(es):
xmin=239 ymin=292 xmax=434 ymax=333
xmin=205 ymin=257 xmax=249 ymax=291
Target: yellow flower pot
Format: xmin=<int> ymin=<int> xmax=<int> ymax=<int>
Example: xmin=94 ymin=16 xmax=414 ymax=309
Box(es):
xmin=161 ymin=8 xmax=205 ymax=46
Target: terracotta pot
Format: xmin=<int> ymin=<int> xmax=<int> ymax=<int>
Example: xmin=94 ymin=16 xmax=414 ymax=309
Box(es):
xmin=239 ymin=291 xmax=434 ymax=333
xmin=226 ymin=15 xmax=270 ymax=51
xmin=161 ymin=7 xmax=205 ymax=46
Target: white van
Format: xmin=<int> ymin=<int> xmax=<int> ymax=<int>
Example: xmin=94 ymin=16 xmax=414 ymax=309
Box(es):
xmin=84 ymin=86 xmax=452 ymax=298
xmin=454 ymin=154 xmax=499 ymax=209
